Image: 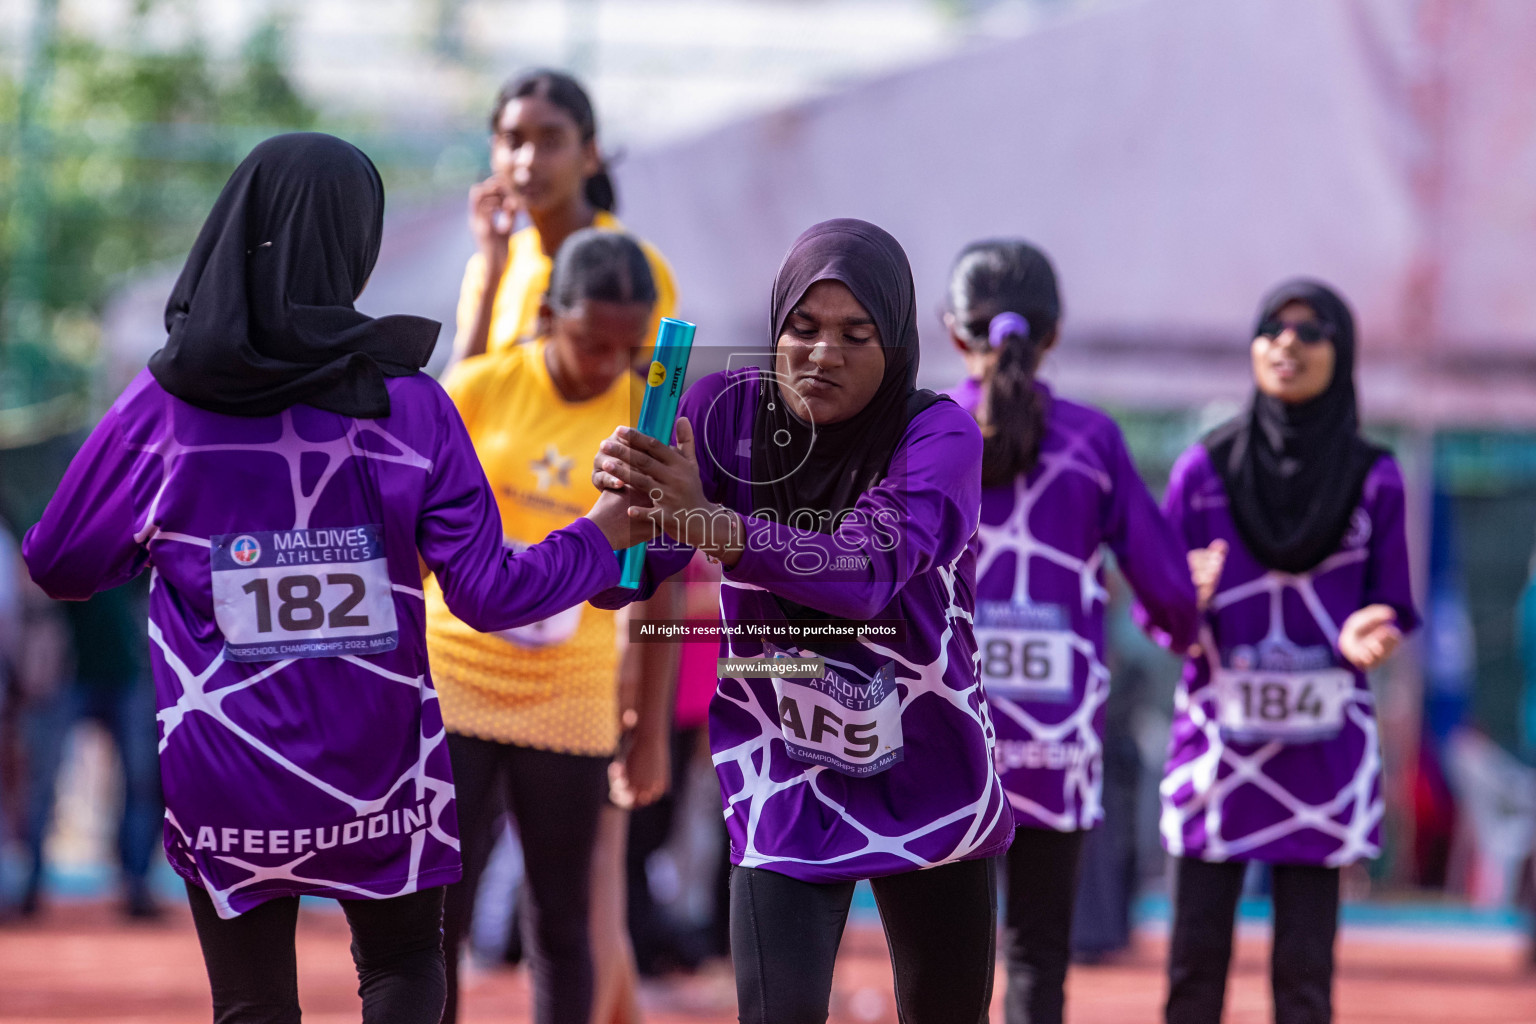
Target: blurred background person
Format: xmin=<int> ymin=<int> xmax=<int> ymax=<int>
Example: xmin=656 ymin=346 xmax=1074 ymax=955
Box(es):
xmin=425 ymin=228 xmax=678 ymax=1024
xmin=1159 ymin=281 xmax=1419 ymax=1024
xmin=1519 ymin=532 xmax=1536 ymax=965
xmin=590 ymin=580 xmax=685 ymax=1024
xmin=1070 ymin=576 xmax=1162 ymax=964
xmin=18 ymin=581 xmax=160 ymax=919
xmin=439 ymin=73 xmax=682 ymax=1023
xmin=448 ymin=70 xmax=676 ymax=370
xmin=625 ymin=550 xmax=730 ymax=977
xmin=0 ymin=516 xmax=22 ymax=919
xmin=1520 ymin=532 xmax=1536 ymax=775
xmin=943 ymin=239 xmax=1198 ymax=1024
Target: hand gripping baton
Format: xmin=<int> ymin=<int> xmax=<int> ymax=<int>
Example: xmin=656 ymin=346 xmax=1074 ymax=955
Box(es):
xmin=618 ymin=317 xmax=697 ymax=589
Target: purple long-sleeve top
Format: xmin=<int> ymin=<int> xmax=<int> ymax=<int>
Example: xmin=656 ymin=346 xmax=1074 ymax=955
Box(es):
xmin=952 ymin=380 xmax=1198 ymax=832
xmin=598 ymin=369 xmax=1014 ymax=882
xmin=1158 ymin=443 xmax=1419 ymax=866
xmin=23 ymin=369 xmax=620 ymax=917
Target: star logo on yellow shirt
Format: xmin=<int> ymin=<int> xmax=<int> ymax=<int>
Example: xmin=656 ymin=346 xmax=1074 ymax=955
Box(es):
xmin=529 ymin=444 xmax=574 ymax=492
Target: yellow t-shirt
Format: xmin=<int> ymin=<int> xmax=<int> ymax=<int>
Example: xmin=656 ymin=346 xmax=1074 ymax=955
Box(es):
xmin=425 ymin=338 xmax=643 ymax=754
xmin=453 ymin=209 xmax=678 ymax=356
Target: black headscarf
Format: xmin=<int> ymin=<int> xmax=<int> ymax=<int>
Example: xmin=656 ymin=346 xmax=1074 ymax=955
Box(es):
xmin=1203 ymin=279 xmax=1384 ymax=574
xmin=149 ymin=133 xmax=439 ymax=418
xmin=752 ymin=218 xmax=939 ymax=528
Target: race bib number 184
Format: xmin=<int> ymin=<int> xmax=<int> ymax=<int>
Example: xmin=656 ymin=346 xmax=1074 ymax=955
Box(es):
xmin=211 ymin=526 xmax=399 ymax=662
xmin=1213 ymin=668 xmax=1353 ymax=744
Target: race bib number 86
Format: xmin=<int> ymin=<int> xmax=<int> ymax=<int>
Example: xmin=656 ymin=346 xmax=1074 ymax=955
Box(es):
xmin=211 ymin=526 xmax=399 ymax=662
xmin=974 ymin=601 xmax=1074 ymax=704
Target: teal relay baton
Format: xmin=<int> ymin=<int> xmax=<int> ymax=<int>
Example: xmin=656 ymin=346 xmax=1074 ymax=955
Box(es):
xmin=618 ymin=317 xmax=697 ymax=589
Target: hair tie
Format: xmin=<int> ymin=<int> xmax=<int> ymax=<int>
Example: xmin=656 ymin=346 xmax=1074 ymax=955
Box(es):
xmin=988 ymin=311 xmax=1029 ymax=350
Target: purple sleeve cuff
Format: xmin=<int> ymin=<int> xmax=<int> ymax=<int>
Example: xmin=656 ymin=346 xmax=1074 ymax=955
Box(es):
xmin=569 ymin=516 xmax=623 ymax=589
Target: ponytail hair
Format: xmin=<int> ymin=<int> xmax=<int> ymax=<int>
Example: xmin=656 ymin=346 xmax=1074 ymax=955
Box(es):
xmin=584 ymin=163 xmax=616 ymax=213
xmin=490 ymin=69 xmax=617 ymax=213
xmin=946 ymin=240 xmax=1061 ymax=487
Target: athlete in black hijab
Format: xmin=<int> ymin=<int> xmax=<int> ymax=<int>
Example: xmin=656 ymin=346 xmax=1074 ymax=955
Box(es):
xmin=149 ymin=133 xmax=439 ymax=418
xmin=751 ymin=218 xmax=944 ymax=530
xmin=588 ymin=217 xmax=1003 ymax=1024
xmin=1202 ymin=279 xmax=1384 ymax=574
xmin=1164 ymin=281 xmax=1411 ymax=1024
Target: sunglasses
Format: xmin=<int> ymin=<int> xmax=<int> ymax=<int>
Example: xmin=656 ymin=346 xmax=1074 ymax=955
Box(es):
xmin=1257 ymin=319 xmax=1334 ymax=344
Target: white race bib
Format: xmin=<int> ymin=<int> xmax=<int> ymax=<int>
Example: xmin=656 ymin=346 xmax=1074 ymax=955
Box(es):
xmin=489 ymin=536 xmax=584 ymax=648
xmin=764 ymin=651 xmax=904 ymax=778
xmin=496 ymin=603 xmax=584 ymax=648
xmin=974 ymin=601 xmax=1074 ymax=704
xmin=1213 ymin=667 xmax=1354 ymax=743
xmin=211 ymin=526 xmax=399 ymax=663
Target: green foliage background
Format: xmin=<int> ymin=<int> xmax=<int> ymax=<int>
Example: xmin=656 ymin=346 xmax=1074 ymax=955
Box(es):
xmin=0 ymin=4 xmax=316 ymax=447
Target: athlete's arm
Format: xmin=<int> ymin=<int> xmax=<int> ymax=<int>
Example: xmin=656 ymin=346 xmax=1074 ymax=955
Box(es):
xmin=417 ymin=393 xmax=624 ymax=632
xmin=723 ymin=402 xmax=981 ymax=622
xmin=611 ymin=578 xmax=683 ymax=808
xmin=447 ymin=178 xmax=516 ymax=368
xmin=1359 ymin=456 xmax=1420 ymax=635
xmin=1158 ymin=445 xmax=1202 ymax=553
xmin=1102 ymin=427 xmax=1199 ymax=651
xmin=1133 ymin=444 xmax=1208 ymax=653
xmin=23 ymin=409 xmax=152 ymax=600
xmin=1337 ymin=457 xmax=1418 ymax=670
xmin=587 ymin=376 xmax=730 ymax=608
xmin=450 ymin=257 xmax=503 ymax=367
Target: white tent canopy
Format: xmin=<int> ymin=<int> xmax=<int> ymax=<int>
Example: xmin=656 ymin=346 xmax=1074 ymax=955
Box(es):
xmin=611 ymin=0 xmax=1536 ymax=428
xmin=103 ymin=0 xmax=1536 ymax=428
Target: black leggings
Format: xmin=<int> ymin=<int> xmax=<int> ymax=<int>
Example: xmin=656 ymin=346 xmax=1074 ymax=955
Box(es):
xmin=185 ymin=880 xmax=445 ymax=1024
xmin=730 ymin=859 xmax=996 ymax=1024
xmin=1000 ymin=827 xmax=1086 ymax=1024
xmin=626 ymin=725 xmax=709 ymax=973
xmin=440 ymin=733 xmax=610 ymax=1024
xmin=1165 ymin=857 xmax=1340 ymax=1024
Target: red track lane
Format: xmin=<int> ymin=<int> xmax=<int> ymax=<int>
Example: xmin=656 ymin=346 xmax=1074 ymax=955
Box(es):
xmin=2 ymin=902 xmax=1534 ymax=1023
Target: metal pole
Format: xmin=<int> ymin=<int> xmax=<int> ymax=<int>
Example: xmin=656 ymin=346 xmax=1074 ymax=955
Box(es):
xmin=564 ymin=0 xmax=598 ymax=78
xmin=2 ymin=0 xmax=60 ymax=361
xmin=431 ymin=0 xmax=464 ymax=59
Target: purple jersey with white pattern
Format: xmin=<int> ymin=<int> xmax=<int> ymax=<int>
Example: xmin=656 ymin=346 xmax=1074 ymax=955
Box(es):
xmin=23 ymin=369 xmax=620 ymax=918
xmin=951 ymin=379 xmax=1197 ymax=831
xmin=606 ymin=369 xmax=1014 ymax=882
xmin=1158 ymin=444 xmax=1419 ymax=866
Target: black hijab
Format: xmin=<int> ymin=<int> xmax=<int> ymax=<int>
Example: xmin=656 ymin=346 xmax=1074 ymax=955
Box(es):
xmin=752 ymin=218 xmax=940 ymax=528
xmin=1203 ymin=279 xmax=1384 ymax=574
xmin=149 ymin=133 xmax=439 ymax=418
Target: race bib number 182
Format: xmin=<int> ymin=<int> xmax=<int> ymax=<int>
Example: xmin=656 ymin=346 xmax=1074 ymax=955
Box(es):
xmin=211 ymin=526 xmax=399 ymax=662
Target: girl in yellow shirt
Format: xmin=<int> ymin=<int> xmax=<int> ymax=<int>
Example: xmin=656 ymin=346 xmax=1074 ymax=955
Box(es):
xmin=428 ymin=230 xmax=677 ymax=1024
xmin=449 ymin=69 xmax=677 ymax=367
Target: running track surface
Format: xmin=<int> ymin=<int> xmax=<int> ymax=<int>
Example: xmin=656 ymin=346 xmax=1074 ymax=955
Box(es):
xmin=3 ymin=902 xmax=1535 ymax=1023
